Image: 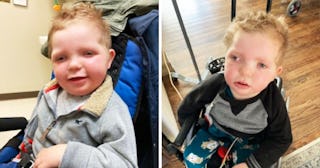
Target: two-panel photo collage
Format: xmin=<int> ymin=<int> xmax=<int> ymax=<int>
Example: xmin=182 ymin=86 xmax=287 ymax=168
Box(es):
xmin=0 ymin=0 xmax=319 ymax=167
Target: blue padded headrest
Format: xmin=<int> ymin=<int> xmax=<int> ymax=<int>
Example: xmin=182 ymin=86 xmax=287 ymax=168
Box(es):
xmin=114 ymin=39 xmax=143 ymax=118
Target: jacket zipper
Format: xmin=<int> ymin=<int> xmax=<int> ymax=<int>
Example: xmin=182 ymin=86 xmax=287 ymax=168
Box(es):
xmin=40 ymin=120 xmax=57 ymax=142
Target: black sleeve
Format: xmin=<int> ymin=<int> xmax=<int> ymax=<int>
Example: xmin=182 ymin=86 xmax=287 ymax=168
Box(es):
xmin=247 ymin=83 xmax=293 ymax=167
xmin=177 ymin=73 xmax=225 ymax=126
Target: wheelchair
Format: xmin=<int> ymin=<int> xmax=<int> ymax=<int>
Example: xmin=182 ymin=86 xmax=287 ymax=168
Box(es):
xmin=287 ymin=0 xmax=302 ymax=17
xmin=164 ymin=57 xmax=288 ymax=168
xmin=0 ymin=9 xmax=159 ymax=168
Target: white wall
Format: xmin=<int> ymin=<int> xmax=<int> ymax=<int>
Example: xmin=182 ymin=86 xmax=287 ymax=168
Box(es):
xmin=0 ymin=1 xmax=54 ymax=94
xmin=162 ymin=82 xmax=179 ymax=142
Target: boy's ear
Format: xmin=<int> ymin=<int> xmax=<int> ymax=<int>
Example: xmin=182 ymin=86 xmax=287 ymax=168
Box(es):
xmin=276 ymin=66 xmax=283 ymax=75
xmin=106 ymin=49 xmax=116 ymax=69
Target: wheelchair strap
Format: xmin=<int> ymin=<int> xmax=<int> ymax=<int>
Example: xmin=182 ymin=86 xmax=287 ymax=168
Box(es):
xmin=18 ymin=153 xmax=34 ymax=168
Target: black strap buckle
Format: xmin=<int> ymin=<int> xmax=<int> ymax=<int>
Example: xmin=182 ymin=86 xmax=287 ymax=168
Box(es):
xmin=18 ymin=153 xmax=34 ymax=168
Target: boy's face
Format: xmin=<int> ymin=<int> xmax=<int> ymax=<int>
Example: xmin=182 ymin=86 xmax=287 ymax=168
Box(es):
xmin=224 ymin=30 xmax=282 ymax=100
xmin=50 ymin=22 xmax=115 ymax=96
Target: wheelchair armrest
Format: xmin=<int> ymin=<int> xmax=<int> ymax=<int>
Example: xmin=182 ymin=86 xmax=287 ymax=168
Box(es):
xmin=0 ymin=117 xmax=28 ymax=132
xmin=166 ymin=115 xmax=197 ymax=155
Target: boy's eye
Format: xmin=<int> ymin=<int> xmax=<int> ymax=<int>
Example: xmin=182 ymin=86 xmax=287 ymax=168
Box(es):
xmin=84 ymin=50 xmax=94 ymax=56
xmin=53 ymin=55 xmax=66 ymax=62
xmin=258 ymin=63 xmax=267 ymax=68
xmin=230 ymin=55 xmax=239 ymax=61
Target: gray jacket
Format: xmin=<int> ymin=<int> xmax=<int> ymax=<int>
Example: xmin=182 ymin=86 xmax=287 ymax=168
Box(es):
xmin=24 ymin=76 xmax=138 ymax=168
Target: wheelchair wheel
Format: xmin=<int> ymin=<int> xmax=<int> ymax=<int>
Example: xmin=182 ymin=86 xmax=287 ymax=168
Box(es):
xmin=287 ymin=0 xmax=302 ymax=16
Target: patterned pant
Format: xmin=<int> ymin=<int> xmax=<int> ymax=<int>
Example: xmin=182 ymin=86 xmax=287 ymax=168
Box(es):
xmin=183 ymin=125 xmax=259 ymax=168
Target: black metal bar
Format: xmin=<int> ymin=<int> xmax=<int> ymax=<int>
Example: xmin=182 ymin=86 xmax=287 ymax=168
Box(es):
xmin=231 ymin=0 xmax=236 ymax=21
xmin=266 ymin=0 xmax=272 ymax=12
xmin=171 ymin=0 xmax=202 ymax=82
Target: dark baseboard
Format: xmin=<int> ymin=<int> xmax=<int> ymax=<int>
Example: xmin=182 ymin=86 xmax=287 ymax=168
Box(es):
xmin=0 ymin=91 xmax=39 ymax=101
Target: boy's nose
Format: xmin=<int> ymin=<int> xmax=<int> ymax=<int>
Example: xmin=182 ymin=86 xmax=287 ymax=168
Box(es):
xmin=68 ymin=57 xmax=82 ymax=71
xmin=239 ymin=65 xmax=253 ymax=77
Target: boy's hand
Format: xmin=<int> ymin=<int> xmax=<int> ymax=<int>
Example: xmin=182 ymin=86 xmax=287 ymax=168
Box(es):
xmin=232 ymin=162 xmax=249 ymax=168
xmin=34 ymin=144 xmax=67 ymax=168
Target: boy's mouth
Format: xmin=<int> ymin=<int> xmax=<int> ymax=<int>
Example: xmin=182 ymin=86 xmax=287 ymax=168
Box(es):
xmin=234 ymin=81 xmax=249 ymax=88
xmin=68 ymin=76 xmax=87 ymax=82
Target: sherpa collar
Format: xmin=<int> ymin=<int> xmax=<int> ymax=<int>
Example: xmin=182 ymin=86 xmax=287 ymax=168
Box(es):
xmin=81 ymin=76 xmax=113 ymax=116
xmin=43 ymin=75 xmax=113 ymax=117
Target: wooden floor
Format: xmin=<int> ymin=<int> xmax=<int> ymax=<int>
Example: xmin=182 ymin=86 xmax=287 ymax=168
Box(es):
xmin=161 ymin=0 xmax=320 ymax=167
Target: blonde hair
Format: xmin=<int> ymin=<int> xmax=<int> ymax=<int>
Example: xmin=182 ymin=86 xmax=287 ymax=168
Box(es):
xmin=47 ymin=2 xmax=111 ymax=57
xmin=223 ymin=11 xmax=288 ymax=65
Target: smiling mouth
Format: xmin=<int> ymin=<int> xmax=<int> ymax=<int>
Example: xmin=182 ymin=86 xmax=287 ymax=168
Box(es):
xmin=69 ymin=77 xmax=87 ymax=81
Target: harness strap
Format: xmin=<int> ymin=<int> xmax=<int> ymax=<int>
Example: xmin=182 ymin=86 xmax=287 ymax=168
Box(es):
xmin=18 ymin=153 xmax=34 ymax=168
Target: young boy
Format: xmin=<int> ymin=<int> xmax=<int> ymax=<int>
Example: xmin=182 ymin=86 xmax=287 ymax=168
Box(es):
xmin=2 ymin=3 xmax=137 ymax=168
xmin=179 ymin=11 xmax=292 ymax=168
